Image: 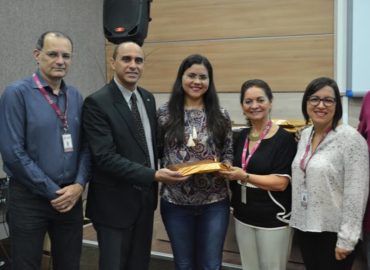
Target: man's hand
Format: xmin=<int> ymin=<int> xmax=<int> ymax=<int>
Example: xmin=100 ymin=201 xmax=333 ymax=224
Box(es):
xmin=155 ymin=168 xmax=189 ymax=184
xmin=51 ymin=183 xmax=84 ymax=213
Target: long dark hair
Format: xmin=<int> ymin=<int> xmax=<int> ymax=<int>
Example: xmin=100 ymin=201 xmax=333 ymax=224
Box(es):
xmin=164 ymin=54 xmax=229 ymax=150
xmin=301 ymin=77 xmax=342 ymax=130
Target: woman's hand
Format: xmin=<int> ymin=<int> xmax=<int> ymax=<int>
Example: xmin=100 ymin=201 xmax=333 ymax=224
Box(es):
xmin=220 ymin=166 xmax=289 ymax=191
xmin=335 ymin=247 xmax=351 ymax=260
xmin=219 ymin=166 xmax=246 ymax=181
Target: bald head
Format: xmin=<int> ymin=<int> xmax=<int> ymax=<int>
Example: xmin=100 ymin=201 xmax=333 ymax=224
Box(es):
xmin=36 ymin=31 xmax=73 ymax=51
xmin=112 ymin=41 xmax=143 ymax=60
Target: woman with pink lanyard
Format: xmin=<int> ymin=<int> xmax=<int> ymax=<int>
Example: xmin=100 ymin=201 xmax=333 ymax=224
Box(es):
xmin=221 ymin=79 xmax=297 ymax=270
xmin=290 ymin=77 xmax=369 ymax=270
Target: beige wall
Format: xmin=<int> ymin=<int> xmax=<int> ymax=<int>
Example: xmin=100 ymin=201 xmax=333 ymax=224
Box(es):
xmin=106 ymin=0 xmax=334 ymax=93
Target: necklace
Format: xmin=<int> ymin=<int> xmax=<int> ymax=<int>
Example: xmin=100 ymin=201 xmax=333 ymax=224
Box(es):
xmin=248 ymin=132 xmax=260 ymax=141
xmin=248 ymin=121 xmax=272 ymax=142
xmin=187 ymin=126 xmax=198 ymax=147
xmin=185 ymin=109 xmax=205 ymax=147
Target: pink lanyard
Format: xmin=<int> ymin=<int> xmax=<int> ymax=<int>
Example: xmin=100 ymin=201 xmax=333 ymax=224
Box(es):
xmin=241 ymin=120 xmax=272 ymax=171
xmin=32 ymin=73 xmax=68 ymax=131
xmin=299 ymin=127 xmax=331 ymax=175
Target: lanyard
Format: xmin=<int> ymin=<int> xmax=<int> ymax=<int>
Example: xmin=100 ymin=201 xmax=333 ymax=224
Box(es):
xmin=32 ymin=73 xmax=68 ymax=131
xmin=241 ymin=120 xmax=272 ymax=171
xmin=299 ymin=127 xmax=331 ymax=175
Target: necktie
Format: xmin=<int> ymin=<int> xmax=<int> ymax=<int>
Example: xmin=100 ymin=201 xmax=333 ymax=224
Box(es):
xmin=130 ymin=93 xmax=150 ymax=167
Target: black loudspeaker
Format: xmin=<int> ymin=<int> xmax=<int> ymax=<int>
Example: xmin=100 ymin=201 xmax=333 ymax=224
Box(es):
xmin=103 ymin=0 xmax=152 ymax=46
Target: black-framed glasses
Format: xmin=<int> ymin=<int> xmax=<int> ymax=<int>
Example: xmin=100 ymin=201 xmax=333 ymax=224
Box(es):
xmin=307 ymin=96 xmax=336 ymax=107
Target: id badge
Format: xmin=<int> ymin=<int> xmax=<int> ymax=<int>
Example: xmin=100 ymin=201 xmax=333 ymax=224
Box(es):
xmin=241 ymin=185 xmax=247 ymax=204
xmin=301 ymin=190 xmax=308 ymax=208
xmin=62 ymin=133 xmax=74 ymax=152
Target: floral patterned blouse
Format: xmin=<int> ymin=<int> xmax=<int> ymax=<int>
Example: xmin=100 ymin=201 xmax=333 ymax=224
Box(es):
xmin=157 ymin=103 xmax=233 ymax=205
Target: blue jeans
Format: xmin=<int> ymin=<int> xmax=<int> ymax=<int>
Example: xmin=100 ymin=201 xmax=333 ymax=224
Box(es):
xmin=160 ymin=198 xmax=230 ymax=270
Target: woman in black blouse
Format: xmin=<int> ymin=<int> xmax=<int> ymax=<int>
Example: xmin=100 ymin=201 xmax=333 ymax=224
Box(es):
xmin=220 ymin=79 xmax=296 ymax=270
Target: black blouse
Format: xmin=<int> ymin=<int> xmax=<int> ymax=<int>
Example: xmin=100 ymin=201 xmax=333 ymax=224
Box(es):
xmin=230 ymin=127 xmax=297 ymax=228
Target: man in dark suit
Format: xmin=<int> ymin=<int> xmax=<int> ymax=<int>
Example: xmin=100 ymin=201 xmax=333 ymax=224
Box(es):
xmin=82 ymin=41 xmax=187 ymax=270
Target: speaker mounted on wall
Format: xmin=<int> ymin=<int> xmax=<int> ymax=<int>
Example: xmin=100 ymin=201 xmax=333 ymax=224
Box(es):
xmin=103 ymin=0 xmax=152 ymax=46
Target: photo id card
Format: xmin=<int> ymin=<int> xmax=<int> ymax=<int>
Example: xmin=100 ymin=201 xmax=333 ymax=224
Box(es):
xmin=301 ymin=190 xmax=308 ymax=208
xmin=241 ymin=185 xmax=247 ymax=204
xmin=62 ymin=133 xmax=74 ymax=152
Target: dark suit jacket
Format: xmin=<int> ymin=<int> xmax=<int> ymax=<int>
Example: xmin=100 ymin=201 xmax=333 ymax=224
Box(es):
xmin=83 ymin=80 xmax=158 ymax=229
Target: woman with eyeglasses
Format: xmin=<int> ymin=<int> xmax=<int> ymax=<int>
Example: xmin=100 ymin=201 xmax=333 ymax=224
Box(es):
xmin=220 ymin=79 xmax=297 ymax=270
xmin=157 ymin=54 xmax=233 ymax=270
xmin=290 ymin=77 xmax=369 ymax=270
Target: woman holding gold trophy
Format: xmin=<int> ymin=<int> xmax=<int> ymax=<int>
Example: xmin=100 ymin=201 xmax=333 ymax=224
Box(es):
xmin=220 ymin=79 xmax=297 ymax=270
xmin=157 ymin=54 xmax=233 ymax=270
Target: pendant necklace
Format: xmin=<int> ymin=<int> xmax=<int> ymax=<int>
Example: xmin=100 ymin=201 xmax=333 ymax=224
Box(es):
xmin=186 ymin=109 xmax=205 ymax=147
xmin=248 ymin=123 xmax=271 ymax=142
xmin=248 ymin=131 xmax=260 ymax=141
xmin=187 ymin=126 xmax=198 ymax=147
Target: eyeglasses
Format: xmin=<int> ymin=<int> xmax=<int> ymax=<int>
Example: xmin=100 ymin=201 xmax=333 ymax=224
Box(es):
xmin=307 ymin=96 xmax=336 ymax=107
xmin=41 ymin=50 xmax=72 ymax=60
